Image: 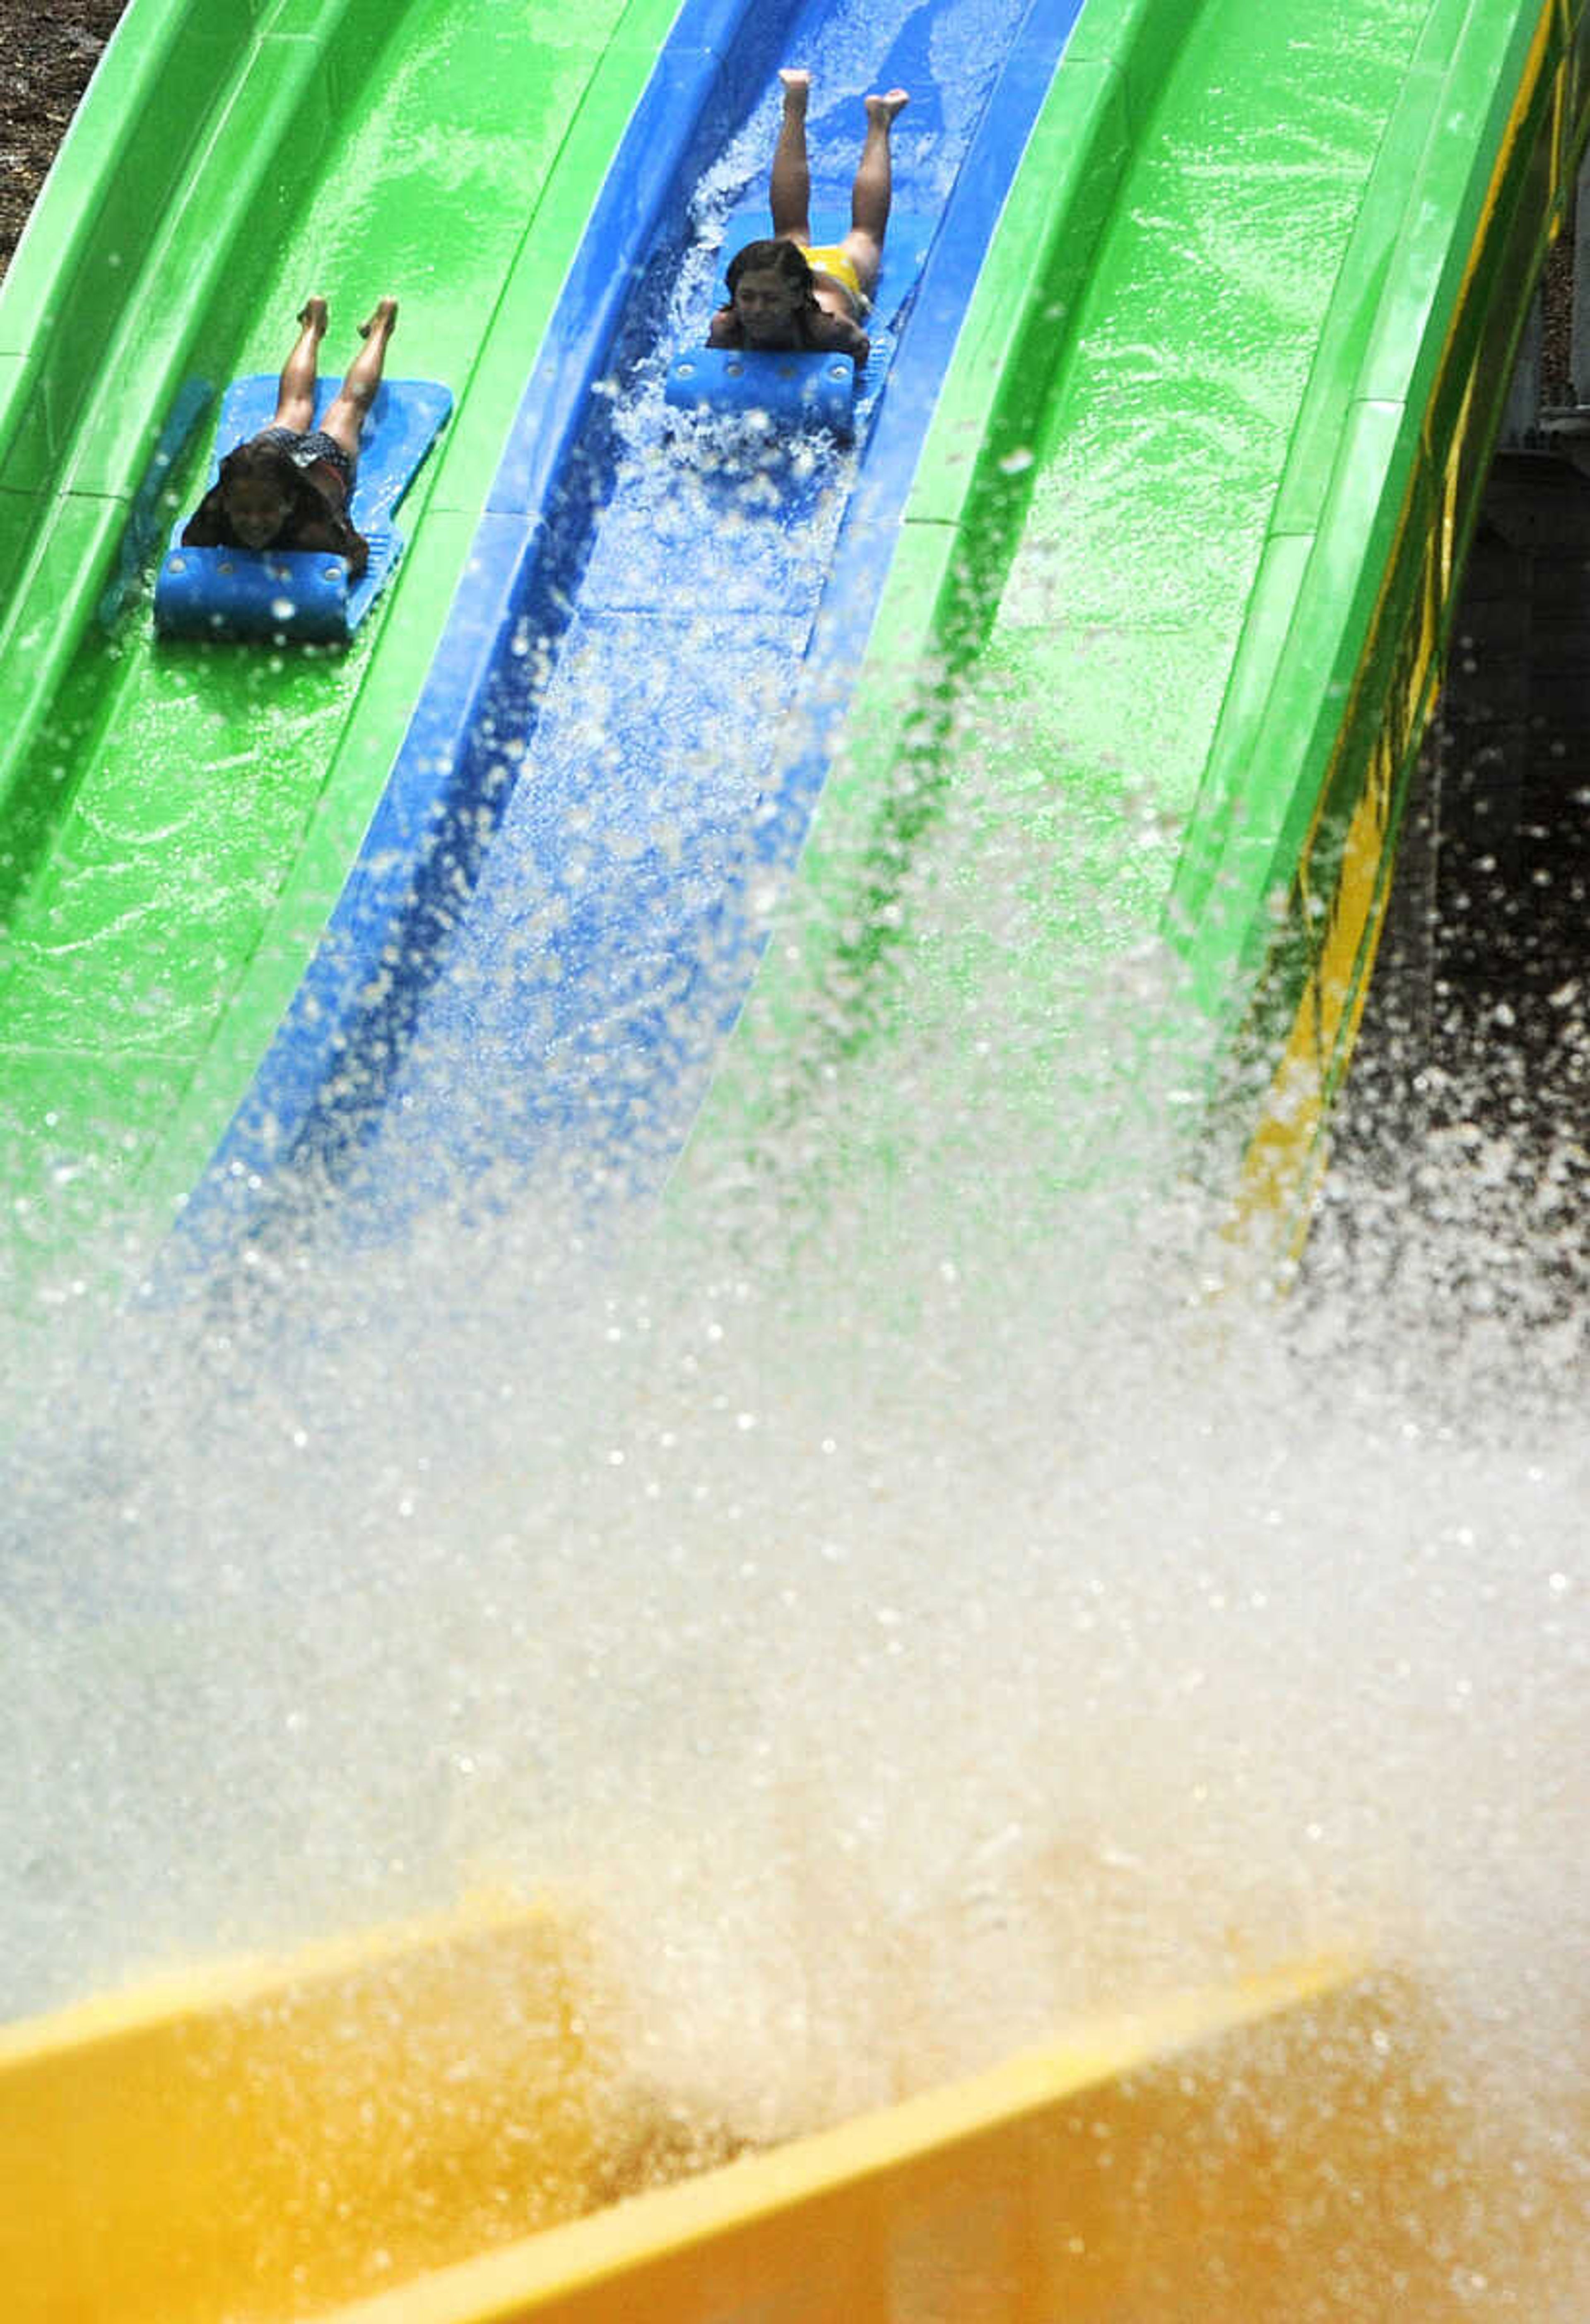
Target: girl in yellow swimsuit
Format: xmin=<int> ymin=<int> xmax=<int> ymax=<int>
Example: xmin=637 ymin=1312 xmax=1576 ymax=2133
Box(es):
xmin=708 ymin=70 xmax=909 ymax=371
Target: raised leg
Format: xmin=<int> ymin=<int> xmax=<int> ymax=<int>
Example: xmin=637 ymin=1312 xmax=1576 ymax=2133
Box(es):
xmin=769 ymin=67 xmax=813 ymax=242
xmin=841 ymin=90 xmax=908 ymax=299
xmin=319 ymin=299 xmax=399 ymax=462
xmin=271 ymin=297 xmax=328 ymax=431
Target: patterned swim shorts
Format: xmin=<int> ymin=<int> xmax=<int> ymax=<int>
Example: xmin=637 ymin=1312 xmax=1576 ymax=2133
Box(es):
xmin=255 ymin=424 xmax=356 ymax=494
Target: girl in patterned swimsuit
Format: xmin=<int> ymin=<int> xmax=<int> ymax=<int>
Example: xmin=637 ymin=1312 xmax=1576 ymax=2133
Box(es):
xmin=183 ymin=296 xmax=398 ymax=581
xmin=709 ymin=72 xmax=909 ymax=372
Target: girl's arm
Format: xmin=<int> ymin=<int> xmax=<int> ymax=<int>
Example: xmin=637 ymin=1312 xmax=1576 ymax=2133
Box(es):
xmin=807 ymin=309 xmax=870 ymax=368
xmin=289 ymin=512 xmax=369 ymax=580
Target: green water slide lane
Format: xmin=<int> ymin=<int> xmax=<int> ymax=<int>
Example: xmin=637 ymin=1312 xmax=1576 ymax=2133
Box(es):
xmin=0 ymin=0 xmax=677 ymax=1309
xmin=674 ymin=0 xmax=1590 ymax=1267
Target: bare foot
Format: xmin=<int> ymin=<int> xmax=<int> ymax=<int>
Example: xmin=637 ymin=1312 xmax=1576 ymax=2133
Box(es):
xmin=778 ymin=67 xmax=812 ymax=108
xmin=298 ymin=296 xmax=329 ymax=333
xmin=865 ymin=88 xmax=909 ymax=127
xmin=359 ymin=298 xmax=399 ymax=340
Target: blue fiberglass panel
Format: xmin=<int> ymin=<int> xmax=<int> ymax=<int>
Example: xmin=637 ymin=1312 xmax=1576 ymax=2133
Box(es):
xmin=192 ymin=0 xmax=1086 ymax=1244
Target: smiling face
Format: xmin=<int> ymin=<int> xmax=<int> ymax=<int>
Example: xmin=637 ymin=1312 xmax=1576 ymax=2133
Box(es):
xmin=223 ymin=473 xmax=292 ymax=549
xmin=732 ymin=264 xmax=804 ymax=346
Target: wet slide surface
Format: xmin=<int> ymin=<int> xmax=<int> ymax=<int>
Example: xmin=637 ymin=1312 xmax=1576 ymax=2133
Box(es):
xmin=2 ymin=0 xmax=1581 ymax=1310
xmin=173 ymin=0 xmax=1587 ymax=1284
xmin=203 ymin=0 xmax=1088 ymax=1241
xmin=0 ymin=0 xmax=673 ymax=1311
xmin=674 ymin=0 xmax=1590 ymax=1263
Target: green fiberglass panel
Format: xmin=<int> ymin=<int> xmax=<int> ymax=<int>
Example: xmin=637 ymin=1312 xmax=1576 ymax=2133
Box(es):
xmin=944 ymin=0 xmax=1433 ymax=980
xmin=0 ymin=0 xmax=676 ymax=1298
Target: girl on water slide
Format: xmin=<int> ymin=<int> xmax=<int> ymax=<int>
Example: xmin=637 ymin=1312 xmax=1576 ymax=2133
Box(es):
xmin=709 ymin=70 xmax=908 ymax=371
xmin=182 ymin=296 xmax=399 ymax=580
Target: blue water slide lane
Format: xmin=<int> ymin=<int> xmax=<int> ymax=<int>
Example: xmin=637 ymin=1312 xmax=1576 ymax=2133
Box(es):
xmin=185 ymin=0 xmax=1086 ymax=1250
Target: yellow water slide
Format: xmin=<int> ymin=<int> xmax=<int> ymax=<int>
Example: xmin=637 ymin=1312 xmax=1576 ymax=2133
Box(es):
xmin=9 ymin=1900 xmax=1573 ymax=2322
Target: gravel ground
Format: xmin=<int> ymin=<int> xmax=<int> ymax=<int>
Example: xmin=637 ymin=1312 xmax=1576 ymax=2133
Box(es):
xmin=0 ymin=0 xmax=129 ymax=277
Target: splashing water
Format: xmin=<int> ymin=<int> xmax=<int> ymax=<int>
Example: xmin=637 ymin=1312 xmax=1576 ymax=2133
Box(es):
xmin=2 ymin=788 xmax=1585 ymax=2305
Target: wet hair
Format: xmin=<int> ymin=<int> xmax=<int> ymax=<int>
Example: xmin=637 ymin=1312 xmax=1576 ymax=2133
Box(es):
xmin=190 ymin=430 xmax=364 ymax=568
xmin=725 ymin=237 xmax=816 ymax=306
xmin=217 ymin=438 xmax=301 ymax=508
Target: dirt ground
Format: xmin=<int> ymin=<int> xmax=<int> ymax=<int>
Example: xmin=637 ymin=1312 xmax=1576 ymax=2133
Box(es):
xmin=0 ymin=0 xmax=129 ymax=277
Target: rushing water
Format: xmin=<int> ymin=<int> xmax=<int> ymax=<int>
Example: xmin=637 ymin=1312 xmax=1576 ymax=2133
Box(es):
xmin=316 ymin=5 xmax=1031 ymax=1223
xmin=3 ymin=833 xmax=1585 ymax=2232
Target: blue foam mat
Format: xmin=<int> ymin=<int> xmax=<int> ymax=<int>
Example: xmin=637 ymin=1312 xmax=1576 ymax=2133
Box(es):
xmin=665 ymin=345 xmax=859 ymax=434
xmin=153 ymin=375 xmax=451 ymax=644
xmin=664 ymin=205 xmax=934 ymax=439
